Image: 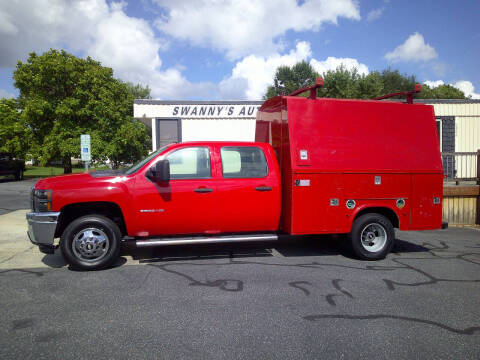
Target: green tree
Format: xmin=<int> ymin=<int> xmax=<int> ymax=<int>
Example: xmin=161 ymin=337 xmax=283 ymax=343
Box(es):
xmin=418 ymin=84 xmax=466 ymax=99
xmin=379 ymin=68 xmax=417 ymax=94
xmin=13 ymin=49 xmax=150 ymax=173
xmin=264 ymin=62 xmax=467 ymax=100
xmin=0 ymin=98 xmax=32 ymax=159
xmin=105 ymin=120 xmax=151 ymax=169
xmin=264 ymin=61 xmax=319 ymax=99
xmin=320 ymin=65 xmax=361 ymax=98
xmin=125 ymin=82 xmax=152 ymax=99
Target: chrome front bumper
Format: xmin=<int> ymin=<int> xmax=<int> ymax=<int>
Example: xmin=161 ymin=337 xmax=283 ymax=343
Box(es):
xmin=26 ymin=212 xmax=60 ymax=246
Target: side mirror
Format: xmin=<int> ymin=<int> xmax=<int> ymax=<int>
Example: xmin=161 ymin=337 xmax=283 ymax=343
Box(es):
xmin=147 ymin=159 xmax=170 ymax=182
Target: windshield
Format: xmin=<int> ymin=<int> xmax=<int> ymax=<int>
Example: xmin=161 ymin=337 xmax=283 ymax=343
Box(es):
xmin=123 ymin=145 xmax=169 ymax=175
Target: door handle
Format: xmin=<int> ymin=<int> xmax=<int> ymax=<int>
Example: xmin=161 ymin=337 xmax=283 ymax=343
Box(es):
xmin=194 ymin=188 xmax=213 ymax=193
xmin=255 ymin=186 xmax=272 ymax=191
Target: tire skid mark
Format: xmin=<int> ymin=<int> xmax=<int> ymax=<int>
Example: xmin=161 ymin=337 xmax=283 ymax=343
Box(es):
xmin=148 ymin=263 xmax=243 ymax=292
xmin=0 ymin=268 xmax=44 ymax=277
xmin=383 ymin=256 xmax=480 ymax=290
xmin=325 ymin=279 xmax=354 ymax=306
xmin=303 ymin=313 xmax=480 ymax=335
xmin=289 ymin=281 xmax=312 ymax=296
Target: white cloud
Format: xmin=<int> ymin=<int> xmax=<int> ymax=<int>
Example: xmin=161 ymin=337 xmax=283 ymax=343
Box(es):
xmin=310 ymin=56 xmax=369 ymax=76
xmin=154 ymin=0 xmax=360 ymax=59
xmin=219 ymin=42 xmax=369 ymax=100
xmin=454 ymin=81 xmax=480 ymax=99
xmin=423 ymin=79 xmax=480 ymax=99
xmin=0 ymin=10 xmax=18 ymax=35
xmin=424 ymin=80 xmax=444 ymax=88
xmin=0 ymin=88 xmax=15 ymax=98
xmin=0 ymin=0 xmax=212 ymax=99
xmin=385 ymin=32 xmax=438 ymax=62
xmin=366 ymin=7 xmax=384 ymax=22
xmin=219 ymin=41 xmax=312 ymax=100
xmin=0 ymin=0 xmax=373 ymax=101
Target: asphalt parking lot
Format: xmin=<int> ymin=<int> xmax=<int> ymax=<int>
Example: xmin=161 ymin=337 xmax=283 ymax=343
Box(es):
xmin=0 ymin=177 xmax=37 ymax=215
xmin=0 ymin=179 xmax=479 ymax=359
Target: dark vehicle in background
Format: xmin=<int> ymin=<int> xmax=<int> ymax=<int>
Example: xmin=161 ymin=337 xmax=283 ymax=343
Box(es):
xmin=0 ymin=153 xmax=25 ymax=180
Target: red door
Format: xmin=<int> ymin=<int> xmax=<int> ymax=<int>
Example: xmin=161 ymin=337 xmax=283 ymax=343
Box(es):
xmin=215 ymin=144 xmax=281 ymax=233
xmin=133 ymin=146 xmax=219 ymax=237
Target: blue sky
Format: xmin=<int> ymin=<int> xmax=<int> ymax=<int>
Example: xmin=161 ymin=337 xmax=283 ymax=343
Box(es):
xmin=0 ymin=0 xmax=479 ymax=100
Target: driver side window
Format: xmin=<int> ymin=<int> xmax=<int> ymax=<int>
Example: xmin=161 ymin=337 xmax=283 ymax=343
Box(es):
xmin=166 ymin=147 xmax=211 ymax=180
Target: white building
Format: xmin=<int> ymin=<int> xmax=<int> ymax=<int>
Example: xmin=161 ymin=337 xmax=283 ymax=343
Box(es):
xmin=134 ymin=100 xmax=262 ymax=150
xmin=134 ymin=99 xmax=480 ymax=156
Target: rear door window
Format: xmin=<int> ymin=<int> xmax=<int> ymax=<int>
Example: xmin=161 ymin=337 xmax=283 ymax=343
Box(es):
xmin=220 ymin=146 xmax=268 ymax=178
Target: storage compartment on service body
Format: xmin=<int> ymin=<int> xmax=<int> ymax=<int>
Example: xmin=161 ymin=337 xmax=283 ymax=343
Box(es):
xmin=256 ymin=87 xmax=444 ymax=235
xmin=410 ymin=174 xmax=443 ymax=230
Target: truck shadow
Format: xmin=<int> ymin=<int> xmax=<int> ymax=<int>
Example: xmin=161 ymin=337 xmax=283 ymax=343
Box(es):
xmin=122 ymin=236 xmax=431 ymax=264
xmin=40 ymin=251 xmax=128 ymax=270
xmin=38 ymin=237 xmax=432 ymax=269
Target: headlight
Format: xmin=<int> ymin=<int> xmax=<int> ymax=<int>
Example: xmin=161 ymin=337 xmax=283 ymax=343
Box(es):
xmin=33 ymin=189 xmax=53 ymax=212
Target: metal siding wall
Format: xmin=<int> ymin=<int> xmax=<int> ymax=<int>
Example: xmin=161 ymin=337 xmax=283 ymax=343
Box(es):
xmin=455 ymin=105 xmax=479 ymax=179
xmin=434 ymin=103 xmax=480 ymax=178
xmin=456 ymin=116 xmax=480 ymax=152
xmin=455 ymin=116 xmax=479 ymax=178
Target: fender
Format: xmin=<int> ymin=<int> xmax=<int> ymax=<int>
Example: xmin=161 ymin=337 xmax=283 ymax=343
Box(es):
xmin=35 ymin=172 xmax=136 ymax=234
xmin=346 ymin=200 xmax=406 ymax=232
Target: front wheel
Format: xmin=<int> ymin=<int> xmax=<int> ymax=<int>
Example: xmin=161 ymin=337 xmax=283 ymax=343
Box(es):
xmin=60 ymin=215 xmax=121 ymax=270
xmin=349 ymin=213 xmax=394 ymax=260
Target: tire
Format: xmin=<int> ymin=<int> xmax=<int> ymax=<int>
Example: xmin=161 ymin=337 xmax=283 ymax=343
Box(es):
xmin=349 ymin=213 xmax=394 ymax=260
xmin=15 ymin=169 xmax=23 ymax=181
xmin=60 ymin=215 xmax=122 ymax=270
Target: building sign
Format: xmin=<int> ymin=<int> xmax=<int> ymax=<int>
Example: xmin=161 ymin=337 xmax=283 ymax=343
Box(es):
xmin=171 ymin=105 xmax=261 ymax=118
xmin=134 ymin=101 xmax=263 ymax=119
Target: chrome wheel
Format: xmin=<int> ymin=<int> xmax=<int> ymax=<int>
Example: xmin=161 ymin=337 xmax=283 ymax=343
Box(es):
xmin=72 ymin=227 xmax=110 ymax=262
xmin=360 ymin=223 xmax=387 ymax=252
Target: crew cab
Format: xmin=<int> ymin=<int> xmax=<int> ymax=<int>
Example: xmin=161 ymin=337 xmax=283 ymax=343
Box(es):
xmin=26 ymin=83 xmax=444 ymax=270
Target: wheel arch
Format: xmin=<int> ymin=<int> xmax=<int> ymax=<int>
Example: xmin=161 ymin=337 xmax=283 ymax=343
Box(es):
xmin=352 ymin=206 xmax=400 ymax=230
xmin=55 ymin=201 xmax=127 ymax=238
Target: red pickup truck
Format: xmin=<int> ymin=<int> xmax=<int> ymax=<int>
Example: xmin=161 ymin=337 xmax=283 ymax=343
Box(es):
xmin=27 ymin=84 xmax=444 ymax=270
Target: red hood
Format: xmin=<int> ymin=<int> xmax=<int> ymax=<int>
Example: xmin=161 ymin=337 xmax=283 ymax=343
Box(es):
xmin=34 ymin=172 xmax=121 ymax=190
xmin=32 ymin=170 xmax=134 ymax=213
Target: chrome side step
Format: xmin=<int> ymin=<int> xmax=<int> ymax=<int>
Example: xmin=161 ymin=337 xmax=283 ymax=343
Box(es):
xmin=135 ymin=234 xmax=278 ymax=248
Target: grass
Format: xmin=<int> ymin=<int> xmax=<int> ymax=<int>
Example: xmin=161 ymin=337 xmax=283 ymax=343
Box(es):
xmin=24 ymin=166 xmax=110 ymax=179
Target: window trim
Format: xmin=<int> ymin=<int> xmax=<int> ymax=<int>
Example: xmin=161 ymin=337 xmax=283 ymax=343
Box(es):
xmin=436 ymin=118 xmax=442 ymax=151
xmin=155 ymin=117 xmax=182 ymax=151
xmin=220 ymin=146 xmax=269 ymax=179
xmin=166 ymin=146 xmax=212 ymax=180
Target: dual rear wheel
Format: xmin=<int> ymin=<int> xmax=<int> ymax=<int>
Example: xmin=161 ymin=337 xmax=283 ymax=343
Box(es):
xmin=349 ymin=213 xmax=395 ymax=260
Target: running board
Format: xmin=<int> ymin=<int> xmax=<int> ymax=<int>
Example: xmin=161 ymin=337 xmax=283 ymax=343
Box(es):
xmin=135 ymin=234 xmax=279 ymax=248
